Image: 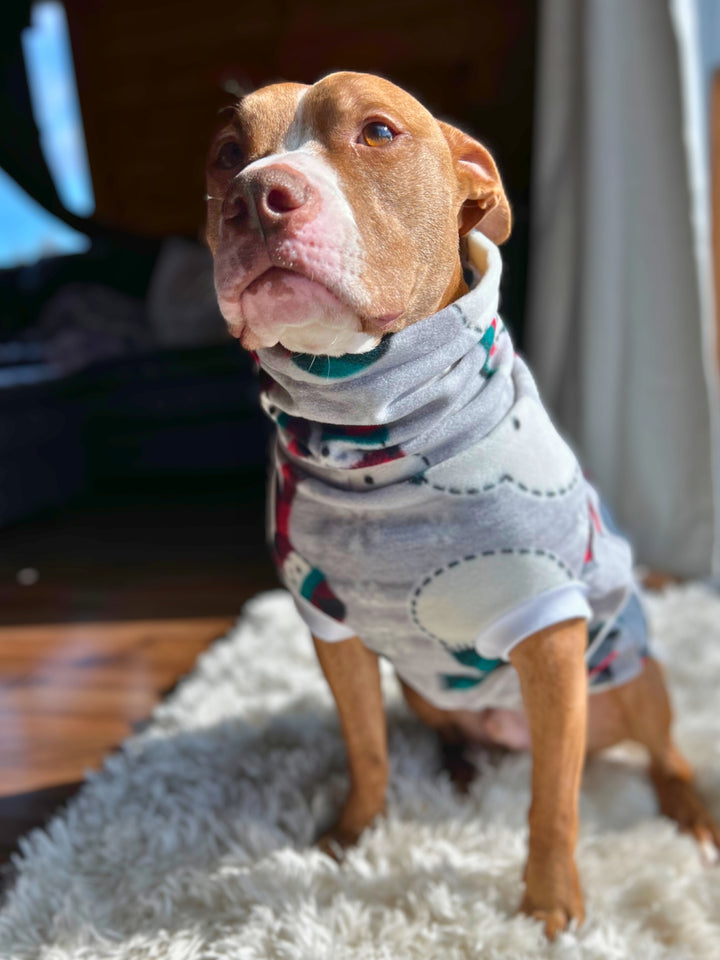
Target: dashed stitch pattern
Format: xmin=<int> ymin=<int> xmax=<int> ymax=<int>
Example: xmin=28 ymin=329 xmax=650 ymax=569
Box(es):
xmin=409 ymin=548 xmax=575 ymax=644
xmin=427 ymin=464 xmax=582 ymax=498
xmin=451 ymin=302 xmax=505 ymax=343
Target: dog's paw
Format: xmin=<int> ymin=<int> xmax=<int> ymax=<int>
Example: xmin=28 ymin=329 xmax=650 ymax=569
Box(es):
xmin=315 ymin=797 xmax=386 ymax=861
xmin=522 ymin=905 xmax=581 ymax=941
xmin=315 ymin=823 xmax=364 ymax=861
xmin=520 ymin=852 xmax=585 ymax=940
xmin=652 ymin=773 xmax=720 ymax=863
xmin=439 ymin=739 xmax=477 ymax=794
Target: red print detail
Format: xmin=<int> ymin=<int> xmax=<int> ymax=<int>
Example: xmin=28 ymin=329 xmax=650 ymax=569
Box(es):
xmin=353 ymin=445 xmax=405 ymax=469
xmin=274 ymin=462 xmax=298 ymax=564
xmin=584 ymin=499 xmax=603 ymax=565
xmin=258 ymin=369 xmax=275 ymax=393
xmin=336 ymin=424 xmax=383 ymax=438
xmin=280 ymin=415 xmax=312 ymax=459
xmin=589 ymin=649 xmax=618 ymax=678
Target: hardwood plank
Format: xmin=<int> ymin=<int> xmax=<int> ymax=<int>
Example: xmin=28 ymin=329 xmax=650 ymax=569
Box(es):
xmin=0 ymin=684 xmax=156 ymax=718
xmin=0 ymin=616 xmax=236 ymax=653
xmin=0 ymin=616 xmax=236 ymax=798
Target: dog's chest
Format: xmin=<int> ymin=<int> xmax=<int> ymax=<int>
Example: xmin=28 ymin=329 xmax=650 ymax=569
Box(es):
xmin=270 ymin=368 xmax=591 ymax=654
xmin=254 ymin=233 xmax=642 ymax=710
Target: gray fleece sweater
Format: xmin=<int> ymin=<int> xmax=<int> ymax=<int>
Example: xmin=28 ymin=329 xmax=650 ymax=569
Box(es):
xmin=257 ymin=231 xmax=649 ymax=710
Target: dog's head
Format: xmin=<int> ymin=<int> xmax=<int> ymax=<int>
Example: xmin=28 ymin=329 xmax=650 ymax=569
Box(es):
xmin=206 ymin=71 xmax=510 ymax=355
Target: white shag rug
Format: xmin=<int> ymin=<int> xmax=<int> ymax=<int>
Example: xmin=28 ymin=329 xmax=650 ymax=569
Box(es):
xmin=2 ymin=585 xmax=720 ymax=960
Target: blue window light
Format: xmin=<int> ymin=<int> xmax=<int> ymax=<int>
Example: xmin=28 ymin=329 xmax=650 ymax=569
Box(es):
xmin=0 ymin=1 xmax=94 ymax=267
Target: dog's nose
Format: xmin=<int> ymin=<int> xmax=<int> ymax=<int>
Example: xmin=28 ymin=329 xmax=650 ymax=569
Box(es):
xmin=225 ymin=166 xmax=311 ymax=230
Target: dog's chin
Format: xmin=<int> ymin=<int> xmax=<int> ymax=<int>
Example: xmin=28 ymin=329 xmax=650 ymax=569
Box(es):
xmin=278 ymin=325 xmax=380 ymax=356
xmin=219 ymin=269 xmax=382 ymax=356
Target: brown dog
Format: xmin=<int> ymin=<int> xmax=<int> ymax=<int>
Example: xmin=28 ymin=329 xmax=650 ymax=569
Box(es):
xmin=205 ymin=71 xmax=719 ymax=939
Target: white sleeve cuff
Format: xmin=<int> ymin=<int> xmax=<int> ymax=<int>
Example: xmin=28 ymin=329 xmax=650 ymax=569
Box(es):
xmin=295 ymin=583 xmax=591 ymax=652
xmin=474 ymin=583 xmax=592 ymax=661
xmin=293 ymin=594 xmax=357 ymax=642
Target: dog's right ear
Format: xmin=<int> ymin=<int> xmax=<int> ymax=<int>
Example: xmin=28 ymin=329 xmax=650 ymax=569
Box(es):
xmin=438 ymin=121 xmax=512 ymax=244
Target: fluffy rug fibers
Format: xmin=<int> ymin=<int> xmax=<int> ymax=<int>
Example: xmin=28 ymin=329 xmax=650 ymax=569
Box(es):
xmin=2 ymin=585 xmax=720 ymax=959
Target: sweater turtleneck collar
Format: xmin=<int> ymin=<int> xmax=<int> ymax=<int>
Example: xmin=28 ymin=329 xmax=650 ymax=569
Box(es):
xmin=256 ymin=231 xmax=517 ymax=489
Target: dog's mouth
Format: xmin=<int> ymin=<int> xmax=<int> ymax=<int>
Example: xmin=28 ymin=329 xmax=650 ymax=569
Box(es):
xmin=218 ymin=265 xmax=401 ymax=354
xmin=243 ymin=266 xmax=339 ymax=306
xmin=216 ymin=267 xmax=374 ymax=355
xmin=244 ymin=265 xmax=304 ymax=295
xmin=241 ymin=266 xmax=349 ymax=326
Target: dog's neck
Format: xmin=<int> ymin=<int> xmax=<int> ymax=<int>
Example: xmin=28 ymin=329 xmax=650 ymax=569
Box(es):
xmin=436 ymin=258 xmax=470 ymax=313
xmin=256 ymin=231 xmax=511 ymax=488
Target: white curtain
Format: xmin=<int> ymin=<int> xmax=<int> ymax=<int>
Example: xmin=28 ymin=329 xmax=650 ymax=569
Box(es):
xmin=526 ymin=0 xmax=720 ymax=578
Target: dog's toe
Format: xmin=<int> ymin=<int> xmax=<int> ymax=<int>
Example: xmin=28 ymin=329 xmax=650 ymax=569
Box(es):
xmin=652 ymin=773 xmax=720 ymax=861
xmin=440 ymin=739 xmax=477 ymax=793
xmin=315 ymin=823 xmax=363 ymax=861
xmin=520 ymin=852 xmax=585 ymax=940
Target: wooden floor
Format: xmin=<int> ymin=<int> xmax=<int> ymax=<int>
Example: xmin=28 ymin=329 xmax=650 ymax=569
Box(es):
xmin=0 ymin=477 xmax=276 ymax=862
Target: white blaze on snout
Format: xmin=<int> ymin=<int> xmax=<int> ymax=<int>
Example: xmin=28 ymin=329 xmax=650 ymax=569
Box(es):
xmin=215 ymin=138 xmax=379 ymax=355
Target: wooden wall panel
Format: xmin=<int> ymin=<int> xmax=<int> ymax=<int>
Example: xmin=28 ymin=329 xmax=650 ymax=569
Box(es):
xmin=62 ymin=0 xmax=536 ymax=238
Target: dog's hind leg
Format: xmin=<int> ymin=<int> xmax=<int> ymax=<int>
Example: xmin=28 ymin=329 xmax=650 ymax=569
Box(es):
xmin=591 ymin=658 xmax=720 ymax=857
xmin=400 ymin=680 xmax=488 ymax=793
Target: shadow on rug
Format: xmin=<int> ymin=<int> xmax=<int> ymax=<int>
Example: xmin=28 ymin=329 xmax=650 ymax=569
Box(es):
xmin=1 ymin=586 xmax=719 ymax=959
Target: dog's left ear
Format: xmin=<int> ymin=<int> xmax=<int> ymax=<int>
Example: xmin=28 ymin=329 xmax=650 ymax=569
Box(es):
xmin=439 ymin=121 xmax=512 ymax=244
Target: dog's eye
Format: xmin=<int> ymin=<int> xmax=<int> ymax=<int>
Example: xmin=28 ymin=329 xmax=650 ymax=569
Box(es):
xmin=215 ymin=141 xmax=243 ymax=170
xmin=361 ymin=122 xmax=396 ymax=147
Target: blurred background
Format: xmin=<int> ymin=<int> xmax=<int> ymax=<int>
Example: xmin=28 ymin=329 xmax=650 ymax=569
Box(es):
xmin=0 ymin=0 xmax=718 ymax=858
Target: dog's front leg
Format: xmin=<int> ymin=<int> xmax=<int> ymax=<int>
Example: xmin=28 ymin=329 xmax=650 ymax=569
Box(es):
xmin=313 ymin=634 xmax=388 ymax=858
xmin=509 ymin=618 xmax=588 ymax=939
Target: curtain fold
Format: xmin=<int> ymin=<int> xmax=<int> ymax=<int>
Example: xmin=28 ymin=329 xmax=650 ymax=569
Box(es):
xmin=526 ymin=0 xmax=719 ymax=578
